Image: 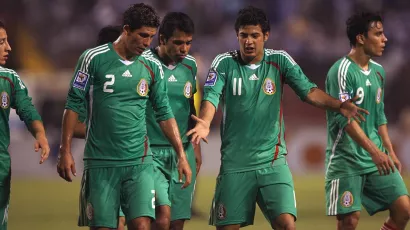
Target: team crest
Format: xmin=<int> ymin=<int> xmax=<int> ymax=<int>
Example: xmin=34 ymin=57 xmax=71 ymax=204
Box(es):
xmin=0 ymin=92 xmax=9 ymax=109
xmin=184 ymin=81 xmax=193 ymax=98
xmin=376 ymin=88 xmax=382 ymax=104
xmin=86 ymin=203 xmax=94 ymax=220
xmin=341 ymin=191 xmax=354 ymax=208
xmin=205 ymin=70 xmax=217 ymax=86
xmin=137 ymin=78 xmax=149 ymax=96
xmin=217 ymin=203 xmax=226 ymax=220
xmin=263 ymin=78 xmax=276 ymax=95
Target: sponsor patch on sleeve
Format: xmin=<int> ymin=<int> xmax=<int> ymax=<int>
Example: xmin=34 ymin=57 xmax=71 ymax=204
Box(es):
xmin=73 ymin=70 xmax=90 ymax=90
xmin=339 ymin=92 xmax=350 ymax=102
xmin=204 ymin=70 xmax=217 ymax=86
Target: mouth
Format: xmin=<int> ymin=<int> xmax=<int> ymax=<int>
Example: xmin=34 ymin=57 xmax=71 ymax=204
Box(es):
xmin=244 ymin=47 xmax=255 ymax=54
xmin=136 ymin=47 xmax=145 ymax=53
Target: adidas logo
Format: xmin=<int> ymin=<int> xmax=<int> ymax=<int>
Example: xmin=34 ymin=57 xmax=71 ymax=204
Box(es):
xmin=168 ymin=75 xmax=177 ymax=82
xmin=122 ymin=70 xmax=132 ymax=78
xmin=366 ymin=79 xmax=371 ymax=86
xmin=249 ymin=74 xmax=259 ymax=80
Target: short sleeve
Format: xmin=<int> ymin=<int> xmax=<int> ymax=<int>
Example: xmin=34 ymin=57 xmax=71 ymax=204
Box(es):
xmin=202 ymin=54 xmax=228 ymax=109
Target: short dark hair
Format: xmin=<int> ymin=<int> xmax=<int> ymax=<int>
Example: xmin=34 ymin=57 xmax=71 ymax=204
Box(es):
xmin=235 ymin=6 xmax=270 ymax=34
xmin=346 ymin=12 xmax=383 ymax=46
xmin=159 ymin=12 xmax=195 ymax=42
xmin=97 ymin=25 xmax=122 ymax=45
xmin=123 ymin=3 xmax=160 ymax=31
xmin=0 ymin=20 xmax=5 ymax=30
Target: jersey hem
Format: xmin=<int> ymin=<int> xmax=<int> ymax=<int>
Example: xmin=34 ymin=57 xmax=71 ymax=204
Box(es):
xmin=325 ymin=167 xmax=378 ymax=181
xmin=83 ymin=155 xmax=153 ymax=170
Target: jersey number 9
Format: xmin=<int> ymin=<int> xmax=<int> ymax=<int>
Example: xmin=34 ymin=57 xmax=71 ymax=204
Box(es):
xmin=355 ymin=87 xmax=364 ymax=105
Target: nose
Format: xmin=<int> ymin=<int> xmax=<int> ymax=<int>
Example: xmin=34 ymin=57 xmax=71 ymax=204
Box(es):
xmin=5 ymin=41 xmax=11 ymax=52
xmin=180 ymin=44 xmax=187 ymax=54
xmin=142 ymin=37 xmax=151 ymax=47
xmin=383 ymin=34 xmax=388 ymax=43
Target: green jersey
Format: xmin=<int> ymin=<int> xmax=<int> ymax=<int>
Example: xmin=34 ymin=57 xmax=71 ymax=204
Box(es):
xmin=0 ymin=67 xmax=42 ymax=177
xmin=145 ymin=49 xmax=197 ymax=146
xmin=203 ymin=49 xmax=317 ymax=173
xmin=325 ymin=57 xmax=387 ymax=180
xmin=65 ymin=43 xmax=173 ymax=169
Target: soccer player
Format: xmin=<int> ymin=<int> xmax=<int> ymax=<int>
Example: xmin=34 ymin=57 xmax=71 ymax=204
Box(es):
xmin=57 ymin=4 xmax=192 ymax=230
xmin=325 ymin=12 xmax=410 ymax=230
xmin=118 ymin=12 xmax=201 ymax=230
xmin=0 ymin=20 xmax=50 ymax=229
xmin=187 ymin=6 xmax=367 ymax=230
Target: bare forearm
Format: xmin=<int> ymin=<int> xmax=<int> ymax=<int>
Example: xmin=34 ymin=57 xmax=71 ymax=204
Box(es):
xmin=73 ymin=121 xmax=86 ymax=139
xmin=30 ymin=120 xmax=46 ymax=139
xmin=159 ymin=118 xmax=185 ymax=158
xmin=345 ymin=121 xmax=379 ymax=155
xmin=305 ymin=88 xmax=342 ymax=112
xmin=193 ymin=142 xmax=201 ymax=154
xmin=378 ymin=124 xmax=393 ymax=153
xmin=199 ymin=101 xmax=216 ymax=126
xmin=61 ymin=109 xmax=79 ymax=151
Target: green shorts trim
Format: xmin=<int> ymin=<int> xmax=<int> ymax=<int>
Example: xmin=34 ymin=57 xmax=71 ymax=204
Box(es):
xmin=209 ymin=157 xmax=296 ymax=227
xmin=325 ymin=170 xmax=409 ymax=216
xmin=79 ymin=164 xmax=155 ymax=228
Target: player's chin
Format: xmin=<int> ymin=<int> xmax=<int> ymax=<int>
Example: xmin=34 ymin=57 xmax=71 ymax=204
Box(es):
xmin=0 ymin=59 xmax=5 ymax=66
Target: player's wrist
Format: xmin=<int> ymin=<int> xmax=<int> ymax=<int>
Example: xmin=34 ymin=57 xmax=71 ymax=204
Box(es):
xmin=59 ymin=145 xmax=72 ymax=154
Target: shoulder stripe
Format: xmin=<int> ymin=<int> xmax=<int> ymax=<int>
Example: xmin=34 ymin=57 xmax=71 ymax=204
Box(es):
xmin=142 ymin=53 xmax=164 ymax=79
xmin=184 ymin=55 xmax=197 ymax=66
xmin=370 ymin=59 xmax=382 ymax=67
xmin=80 ymin=44 xmax=109 ymax=73
xmin=83 ymin=48 xmax=110 ymax=73
xmin=265 ymin=49 xmax=297 ymax=66
xmin=337 ymin=58 xmax=351 ymax=93
xmin=211 ymin=53 xmax=230 ymax=68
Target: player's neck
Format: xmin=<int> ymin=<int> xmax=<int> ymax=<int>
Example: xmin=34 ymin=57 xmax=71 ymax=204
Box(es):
xmin=347 ymin=48 xmax=371 ymax=70
xmin=113 ymin=37 xmax=138 ymax=61
xmin=240 ymin=52 xmax=264 ymax=65
xmin=157 ymin=46 xmax=175 ymax=66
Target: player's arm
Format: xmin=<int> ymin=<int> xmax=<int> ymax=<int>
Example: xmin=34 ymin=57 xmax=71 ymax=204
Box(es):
xmin=58 ymin=51 xmax=92 ymax=182
xmin=281 ymin=52 xmax=367 ymax=123
xmin=12 ymin=73 xmax=50 ymax=164
xmin=189 ymin=96 xmax=202 ymax=175
xmin=376 ymin=71 xmax=401 ymax=172
xmin=146 ymin=59 xmax=191 ymax=188
xmin=345 ymin=121 xmax=394 ymax=175
xmin=187 ymin=55 xmax=226 ymax=144
xmin=73 ymin=120 xmax=86 ymax=139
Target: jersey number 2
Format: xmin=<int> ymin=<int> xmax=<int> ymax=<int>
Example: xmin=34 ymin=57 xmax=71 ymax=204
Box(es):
xmin=103 ymin=74 xmax=115 ymax=93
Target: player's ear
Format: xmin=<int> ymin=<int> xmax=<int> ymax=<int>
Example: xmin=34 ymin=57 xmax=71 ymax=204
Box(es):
xmin=159 ymin=34 xmax=166 ymax=45
xmin=264 ymin=31 xmax=270 ymax=42
xmin=356 ymin=34 xmax=365 ymax=46
xmin=123 ymin=25 xmax=131 ymax=35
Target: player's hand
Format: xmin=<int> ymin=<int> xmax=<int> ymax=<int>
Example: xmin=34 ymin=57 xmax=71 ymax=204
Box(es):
xmin=390 ymin=151 xmax=402 ymax=174
xmin=340 ymin=95 xmax=369 ymax=124
xmin=370 ymin=150 xmax=395 ymax=175
xmin=177 ymin=155 xmax=192 ymax=189
xmin=34 ymin=134 xmax=50 ymax=164
xmin=194 ymin=144 xmax=202 ymax=175
xmin=186 ymin=115 xmax=210 ymax=145
xmin=57 ymin=148 xmax=77 ymax=182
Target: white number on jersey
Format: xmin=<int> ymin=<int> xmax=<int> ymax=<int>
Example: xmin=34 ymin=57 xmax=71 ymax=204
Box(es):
xmin=355 ymin=87 xmax=364 ymax=104
xmin=103 ymin=74 xmax=115 ymax=93
xmin=233 ymin=77 xmax=242 ymax=96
